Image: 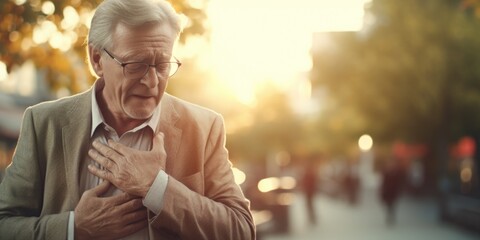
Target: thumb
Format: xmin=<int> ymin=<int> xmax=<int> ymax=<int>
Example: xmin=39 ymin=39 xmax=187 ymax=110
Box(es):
xmin=91 ymin=180 xmax=111 ymax=196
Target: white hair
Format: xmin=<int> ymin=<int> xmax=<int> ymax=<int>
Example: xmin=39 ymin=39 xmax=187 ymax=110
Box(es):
xmin=88 ymin=0 xmax=184 ymax=50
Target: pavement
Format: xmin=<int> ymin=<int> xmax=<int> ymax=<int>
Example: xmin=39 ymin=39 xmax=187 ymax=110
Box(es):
xmin=260 ymin=188 xmax=480 ymax=240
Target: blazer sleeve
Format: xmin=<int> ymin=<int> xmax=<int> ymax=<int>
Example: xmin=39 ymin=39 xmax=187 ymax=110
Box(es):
xmin=0 ymin=108 xmax=69 ymax=240
xmin=150 ymin=114 xmax=255 ymax=239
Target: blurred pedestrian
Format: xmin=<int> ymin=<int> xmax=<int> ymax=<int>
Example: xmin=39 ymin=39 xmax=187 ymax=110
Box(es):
xmin=380 ymin=158 xmax=404 ymax=226
xmin=343 ymin=158 xmax=360 ymax=205
xmin=301 ymin=157 xmax=319 ymax=225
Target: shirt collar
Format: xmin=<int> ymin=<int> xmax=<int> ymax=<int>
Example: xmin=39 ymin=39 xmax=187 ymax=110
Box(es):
xmin=90 ymin=78 xmax=161 ymax=136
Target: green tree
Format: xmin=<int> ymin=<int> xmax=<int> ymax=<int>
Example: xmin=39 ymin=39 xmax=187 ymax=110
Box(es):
xmin=0 ymin=0 xmax=207 ymax=95
xmin=311 ymin=0 xmax=480 ymax=185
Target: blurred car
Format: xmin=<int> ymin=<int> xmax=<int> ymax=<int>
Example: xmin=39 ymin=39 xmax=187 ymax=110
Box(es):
xmin=440 ymin=156 xmax=480 ymax=231
xmin=244 ymin=175 xmax=297 ymax=236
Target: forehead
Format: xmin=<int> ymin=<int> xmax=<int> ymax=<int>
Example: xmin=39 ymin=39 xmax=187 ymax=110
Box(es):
xmin=111 ymin=22 xmax=176 ymax=58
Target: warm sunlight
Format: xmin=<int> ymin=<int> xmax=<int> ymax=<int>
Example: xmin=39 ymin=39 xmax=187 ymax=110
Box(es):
xmin=206 ymin=0 xmax=370 ymax=105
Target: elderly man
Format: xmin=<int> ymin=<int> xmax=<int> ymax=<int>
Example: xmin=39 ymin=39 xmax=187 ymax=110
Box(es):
xmin=0 ymin=0 xmax=255 ymax=239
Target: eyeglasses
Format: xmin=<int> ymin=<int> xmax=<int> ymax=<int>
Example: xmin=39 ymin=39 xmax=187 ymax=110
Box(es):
xmin=103 ymin=49 xmax=181 ymax=80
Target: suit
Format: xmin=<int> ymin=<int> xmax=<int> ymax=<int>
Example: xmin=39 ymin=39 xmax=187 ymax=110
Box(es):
xmin=0 ymin=88 xmax=255 ymax=239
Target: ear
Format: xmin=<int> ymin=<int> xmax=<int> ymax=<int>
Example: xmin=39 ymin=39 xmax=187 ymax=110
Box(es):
xmin=88 ymin=45 xmax=104 ymax=77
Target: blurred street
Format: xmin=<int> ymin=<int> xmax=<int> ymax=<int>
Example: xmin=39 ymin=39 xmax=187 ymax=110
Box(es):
xmin=2 ymin=1 xmax=480 ymax=239
xmin=261 ymin=188 xmax=480 ymax=240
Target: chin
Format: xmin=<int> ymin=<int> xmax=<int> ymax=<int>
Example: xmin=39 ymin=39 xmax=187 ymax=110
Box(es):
xmin=123 ymin=99 xmax=158 ymax=120
xmin=124 ymin=108 xmax=155 ymax=120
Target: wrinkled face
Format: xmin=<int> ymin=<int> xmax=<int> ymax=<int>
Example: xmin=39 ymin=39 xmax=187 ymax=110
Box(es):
xmin=94 ymin=22 xmax=176 ymax=121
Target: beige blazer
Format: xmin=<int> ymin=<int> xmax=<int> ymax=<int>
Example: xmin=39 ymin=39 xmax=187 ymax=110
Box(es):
xmin=0 ymin=88 xmax=255 ymax=239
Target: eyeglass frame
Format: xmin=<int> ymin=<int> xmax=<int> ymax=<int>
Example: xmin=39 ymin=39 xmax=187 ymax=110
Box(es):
xmin=103 ymin=48 xmax=182 ymax=80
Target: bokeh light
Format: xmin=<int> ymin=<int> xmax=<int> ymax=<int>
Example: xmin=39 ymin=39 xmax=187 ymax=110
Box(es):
xmin=358 ymin=134 xmax=373 ymax=152
xmin=0 ymin=62 xmax=7 ymax=82
xmin=41 ymin=1 xmax=55 ymax=15
xmin=232 ymin=167 xmax=246 ymax=185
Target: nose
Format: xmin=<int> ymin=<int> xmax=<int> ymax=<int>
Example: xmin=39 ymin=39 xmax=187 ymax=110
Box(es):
xmin=139 ymin=66 xmax=159 ymax=88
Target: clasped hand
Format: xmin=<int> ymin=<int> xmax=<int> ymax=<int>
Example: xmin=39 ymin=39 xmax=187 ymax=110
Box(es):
xmin=74 ymin=181 xmax=147 ymax=240
xmin=88 ymin=132 xmax=167 ymax=197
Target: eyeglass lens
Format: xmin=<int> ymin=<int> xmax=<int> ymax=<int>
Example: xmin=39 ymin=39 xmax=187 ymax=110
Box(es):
xmin=124 ymin=62 xmax=179 ymax=80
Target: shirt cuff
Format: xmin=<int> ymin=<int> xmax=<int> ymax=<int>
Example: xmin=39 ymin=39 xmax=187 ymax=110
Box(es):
xmin=68 ymin=211 xmax=74 ymax=240
xmin=143 ymin=170 xmax=169 ymax=215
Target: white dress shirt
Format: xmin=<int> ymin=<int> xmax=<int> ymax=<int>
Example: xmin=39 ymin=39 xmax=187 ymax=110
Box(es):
xmin=68 ymin=80 xmax=169 ymax=239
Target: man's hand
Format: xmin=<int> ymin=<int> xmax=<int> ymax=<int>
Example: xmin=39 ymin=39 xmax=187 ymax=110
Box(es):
xmin=88 ymin=132 xmax=167 ymax=197
xmin=74 ymin=181 xmax=147 ymax=240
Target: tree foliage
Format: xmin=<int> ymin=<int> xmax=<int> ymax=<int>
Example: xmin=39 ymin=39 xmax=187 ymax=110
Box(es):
xmin=0 ymin=0 xmax=207 ymax=95
xmin=226 ymin=84 xmax=304 ymax=162
xmin=311 ymin=0 xmax=480 ymax=149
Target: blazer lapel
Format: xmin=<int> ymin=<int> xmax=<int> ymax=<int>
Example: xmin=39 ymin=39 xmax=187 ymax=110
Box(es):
xmin=158 ymin=94 xmax=182 ymax=177
xmin=63 ymin=90 xmax=92 ymax=207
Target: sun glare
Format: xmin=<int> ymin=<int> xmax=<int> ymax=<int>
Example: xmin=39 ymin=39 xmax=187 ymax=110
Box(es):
xmin=206 ymin=0 xmax=369 ymax=105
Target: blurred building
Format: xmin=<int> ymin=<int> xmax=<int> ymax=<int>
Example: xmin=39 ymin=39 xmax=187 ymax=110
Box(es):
xmin=310 ymin=31 xmax=480 ymax=231
xmin=0 ymin=61 xmax=52 ymax=179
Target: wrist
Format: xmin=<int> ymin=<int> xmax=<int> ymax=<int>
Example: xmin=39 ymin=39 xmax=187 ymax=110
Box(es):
xmin=73 ymin=211 xmax=90 ymax=240
xmin=74 ymin=226 xmax=89 ymax=240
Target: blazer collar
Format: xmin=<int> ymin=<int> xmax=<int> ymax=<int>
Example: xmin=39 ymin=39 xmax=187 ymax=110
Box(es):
xmin=158 ymin=93 xmax=182 ymax=175
xmin=62 ymin=88 xmax=93 ymax=206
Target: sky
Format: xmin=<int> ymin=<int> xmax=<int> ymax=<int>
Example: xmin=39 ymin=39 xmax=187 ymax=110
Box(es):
xmin=202 ymin=0 xmax=370 ymax=105
xmin=0 ymin=0 xmax=370 ymax=103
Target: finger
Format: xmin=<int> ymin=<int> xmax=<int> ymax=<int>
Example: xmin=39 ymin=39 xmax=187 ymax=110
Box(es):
xmin=88 ymin=164 xmax=114 ymax=182
xmin=122 ymin=207 xmax=148 ymax=224
xmin=88 ymin=149 xmax=117 ymax=171
xmin=107 ymin=139 xmax=132 ymax=156
xmin=107 ymin=139 xmax=143 ymax=158
xmin=109 ymin=192 xmax=138 ymax=206
xmin=92 ymin=140 xmax=122 ymax=164
xmin=90 ymin=180 xmax=111 ymax=196
xmin=118 ymin=219 xmax=148 ymax=237
xmin=115 ymin=198 xmax=146 ymax=215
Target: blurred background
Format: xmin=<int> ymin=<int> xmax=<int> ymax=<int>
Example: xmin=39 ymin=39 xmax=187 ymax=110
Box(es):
xmin=1 ymin=0 xmax=480 ymax=239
